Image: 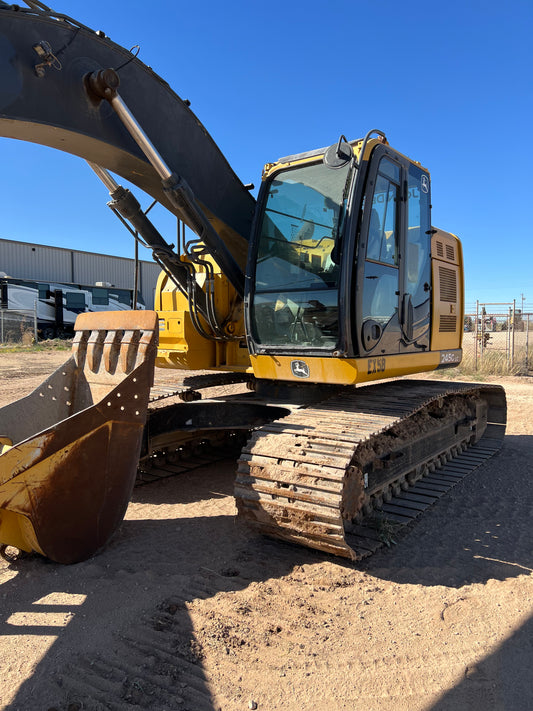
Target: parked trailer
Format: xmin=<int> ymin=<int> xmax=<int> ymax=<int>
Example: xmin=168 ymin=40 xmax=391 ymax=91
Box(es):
xmin=0 ymin=276 xmax=144 ymax=339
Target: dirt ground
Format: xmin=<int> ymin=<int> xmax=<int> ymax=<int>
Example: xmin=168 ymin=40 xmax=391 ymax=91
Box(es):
xmin=0 ymin=350 xmax=531 ymax=711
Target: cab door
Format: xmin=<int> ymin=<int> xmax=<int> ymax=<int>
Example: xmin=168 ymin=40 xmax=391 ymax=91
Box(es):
xmin=358 ymin=152 xmax=402 ymax=355
xmin=399 ymin=163 xmax=431 ymax=352
xmin=355 ymin=147 xmax=431 ymax=357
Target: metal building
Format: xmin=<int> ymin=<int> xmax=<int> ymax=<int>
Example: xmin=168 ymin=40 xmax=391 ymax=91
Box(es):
xmin=0 ymin=237 xmax=161 ymax=308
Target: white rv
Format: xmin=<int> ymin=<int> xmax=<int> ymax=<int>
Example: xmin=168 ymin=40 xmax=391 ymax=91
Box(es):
xmin=0 ymin=277 xmax=144 ymax=339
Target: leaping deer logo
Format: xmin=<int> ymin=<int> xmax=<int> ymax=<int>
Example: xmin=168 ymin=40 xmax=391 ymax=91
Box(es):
xmin=291 ymin=360 xmax=310 ymax=378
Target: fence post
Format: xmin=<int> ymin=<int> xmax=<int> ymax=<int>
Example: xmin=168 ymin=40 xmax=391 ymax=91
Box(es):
xmin=480 ymin=304 xmax=486 ymax=362
xmin=511 ymin=299 xmax=516 ymax=370
xmin=475 ymin=301 xmax=479 ymax=370
xmin=505 ymin=306 xmax=512 ymax=370
xmin=526 ymin=313 xmax=530 ymax=372
xmin=34 ymin=300 xmax=38 ymax=343
xmin=0 ymin=309 xmax=3 ymax=344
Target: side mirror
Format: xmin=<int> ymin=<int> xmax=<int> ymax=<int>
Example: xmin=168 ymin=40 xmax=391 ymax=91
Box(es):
xmin=324 ymin=135 xmax=353 ymax=169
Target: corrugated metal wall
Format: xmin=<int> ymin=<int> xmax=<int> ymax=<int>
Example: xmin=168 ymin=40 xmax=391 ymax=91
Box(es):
xmin=0 ymin=238 xmax=161 ymax=307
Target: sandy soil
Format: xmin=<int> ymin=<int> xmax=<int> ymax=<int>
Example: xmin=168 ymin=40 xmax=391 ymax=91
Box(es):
xmin=0 ymin=350 xmax=531 ymax=711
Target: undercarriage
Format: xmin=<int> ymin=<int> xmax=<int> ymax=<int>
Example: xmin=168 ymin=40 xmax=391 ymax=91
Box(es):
xmin=140 ymin=377 xmax=507 ymax=561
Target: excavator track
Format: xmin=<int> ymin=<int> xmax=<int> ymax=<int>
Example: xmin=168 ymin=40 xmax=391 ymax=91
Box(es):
xmin=149 ymin=372 xmax=253 ymax=404
xmin=139 ymin=372 xmax=257 ymax=479
xmin=235 ymin=380 xmax=506 ymax=560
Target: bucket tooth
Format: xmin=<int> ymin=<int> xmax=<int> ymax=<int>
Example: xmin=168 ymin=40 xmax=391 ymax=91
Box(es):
xmin=0 ymin=311 xmax=158 ymax=564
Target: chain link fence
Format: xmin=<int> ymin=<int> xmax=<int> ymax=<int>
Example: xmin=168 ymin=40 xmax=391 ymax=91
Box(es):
xmin=0 ymin=307 xmax=38 ymax=345
xmin=463 ymin=302 xmax=531 ymax=374
xmin=1 ymin=299 xmax=531 ymax=374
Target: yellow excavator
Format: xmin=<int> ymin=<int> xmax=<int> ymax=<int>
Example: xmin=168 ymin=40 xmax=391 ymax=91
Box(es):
xmin=0 ymin=2 xmax=506 ymax=564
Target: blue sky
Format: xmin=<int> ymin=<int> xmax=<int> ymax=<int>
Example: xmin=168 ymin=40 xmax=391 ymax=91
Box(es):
xmin=1 ymin=0 xmax=532 ymax=313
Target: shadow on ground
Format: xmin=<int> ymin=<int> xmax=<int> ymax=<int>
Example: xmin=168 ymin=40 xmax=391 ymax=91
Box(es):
xmin=361 ymin=435 xmax=533 ymax=588
xmin=1 ymin=434 xmax=531 ymax=709
xmin=429 ymin=612 xmax=533 ymax=711
xmin=0 ymin=461 xmax=315 ymax=710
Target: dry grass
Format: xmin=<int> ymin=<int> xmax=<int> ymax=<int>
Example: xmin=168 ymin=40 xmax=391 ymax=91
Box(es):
xmin=435 ymin=345 xmax=532 ymax=379
xmin=464 ymin=348 xmax=530 ymax=375
xmin=0 ymin=338 xmax=71 ymax=353
xmin=448 ymin=331 xmax=532 ymax=378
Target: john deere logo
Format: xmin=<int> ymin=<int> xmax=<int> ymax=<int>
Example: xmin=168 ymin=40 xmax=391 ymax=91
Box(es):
xmin=291 ymin=360 xmax=310 ymax=378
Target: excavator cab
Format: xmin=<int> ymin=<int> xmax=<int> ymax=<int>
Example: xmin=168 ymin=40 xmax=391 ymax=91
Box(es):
xmin=245 ymin=134 xmax=454 ymax=385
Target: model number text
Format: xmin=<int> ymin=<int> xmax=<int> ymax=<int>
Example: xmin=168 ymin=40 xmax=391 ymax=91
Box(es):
xmin=367 ymin=357 xmax=386 ymax=374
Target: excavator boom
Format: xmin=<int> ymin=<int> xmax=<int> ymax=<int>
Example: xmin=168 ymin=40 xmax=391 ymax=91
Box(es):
xmin=0 ymin=1 xmax=255 ymax=282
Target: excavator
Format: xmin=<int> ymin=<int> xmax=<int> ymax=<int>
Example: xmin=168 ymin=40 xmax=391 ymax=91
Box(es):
xmin=0 ymin=1 xmax=506 ymax=564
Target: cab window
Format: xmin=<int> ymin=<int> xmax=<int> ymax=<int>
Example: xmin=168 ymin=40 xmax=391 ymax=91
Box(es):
xmin=251 ymin=161 xmax=350 ymax=348
xmin=366 ymin=160 xmax=400 ymax=266
xmin=406 ymin=164 xmax=431 ymax=306
xmin=361 ymin=157 xmax=401 ymax=351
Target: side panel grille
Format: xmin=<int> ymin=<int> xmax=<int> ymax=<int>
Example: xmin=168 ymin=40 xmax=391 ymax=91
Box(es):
xmin=431 ymin=232 xmax=461 ymax=348
xmin=439 ymin=266 xmax=457 ymax=302
xmin=439 ymin=315 xmax=457 ymax=332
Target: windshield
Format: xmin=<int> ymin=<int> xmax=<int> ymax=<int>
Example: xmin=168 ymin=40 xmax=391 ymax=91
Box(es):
xmin=252 ymin=161 xmax=350 ymax=348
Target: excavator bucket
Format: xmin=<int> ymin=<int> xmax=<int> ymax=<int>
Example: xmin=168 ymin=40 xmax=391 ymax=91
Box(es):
xmin=0 ymin=310 xmax=158 ymax=564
